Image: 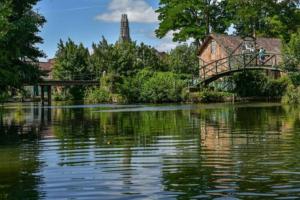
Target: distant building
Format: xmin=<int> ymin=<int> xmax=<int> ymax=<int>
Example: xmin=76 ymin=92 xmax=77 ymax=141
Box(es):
xmin=198 ymin=33 xmax=282 ymax=79
xmin=38 ymin=59 xmax=55 ymax=79
xmin=198 ymin=33 xmax=282 ymax=67
xmin=119 ymin=14 xmax=131 ymax=42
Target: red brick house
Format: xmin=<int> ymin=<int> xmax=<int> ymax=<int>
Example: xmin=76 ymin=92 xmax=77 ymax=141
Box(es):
xmin=198 ymin=33 xmax=282 ymax=80
xmin=38 ymin=59 xmax=55 ymax=79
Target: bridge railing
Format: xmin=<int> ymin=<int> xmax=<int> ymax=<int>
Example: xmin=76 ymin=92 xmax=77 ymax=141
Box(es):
xmin=200 ymin=53 xmax=282 ymax=81
xmin=45 ymin=73 xmax=100 ymax=81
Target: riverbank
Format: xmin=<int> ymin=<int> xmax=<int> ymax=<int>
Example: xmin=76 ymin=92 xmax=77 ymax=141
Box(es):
xmin=1 ymin=94 xmax=283 ymax=104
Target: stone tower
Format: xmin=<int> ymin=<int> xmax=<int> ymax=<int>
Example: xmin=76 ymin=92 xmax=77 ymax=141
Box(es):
xmin=119 ymin=14 xmax=131 ymax=42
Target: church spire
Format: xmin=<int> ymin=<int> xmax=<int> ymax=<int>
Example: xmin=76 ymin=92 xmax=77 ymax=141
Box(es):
xmin=119 ymin=14 xmax=131 ymax=42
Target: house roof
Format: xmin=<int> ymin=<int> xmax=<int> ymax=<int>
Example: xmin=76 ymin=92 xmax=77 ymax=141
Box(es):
xmin=199 ymin=33 xmax=282 ymax=56
xmin=39 ymin=59 xmax=55 ymax=72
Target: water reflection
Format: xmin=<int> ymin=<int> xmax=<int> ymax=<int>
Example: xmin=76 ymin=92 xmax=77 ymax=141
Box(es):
xmin=1 ymin=103 xmax=300 ymax=199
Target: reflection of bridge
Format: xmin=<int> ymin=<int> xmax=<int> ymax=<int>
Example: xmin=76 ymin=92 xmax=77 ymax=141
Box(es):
xmin=200 ymin=53 xmax=282 ymax=86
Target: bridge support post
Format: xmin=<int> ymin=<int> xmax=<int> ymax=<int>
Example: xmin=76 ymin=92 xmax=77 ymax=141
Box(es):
xmin=41 ymin=85 xmax=45 ymax=105
xmin=47 ymin=85 xmax=52 ymax=105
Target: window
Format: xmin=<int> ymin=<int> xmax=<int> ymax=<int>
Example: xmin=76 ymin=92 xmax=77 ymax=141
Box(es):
xmin=211 ymin=40 xmax=216 ymax=54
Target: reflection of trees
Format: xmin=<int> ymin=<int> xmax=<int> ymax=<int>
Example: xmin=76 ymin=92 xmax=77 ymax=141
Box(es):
xmin=4 ymin=103 xmax=300 ymax=199
xmin=0 ymin=105 xmax=45 ymax=200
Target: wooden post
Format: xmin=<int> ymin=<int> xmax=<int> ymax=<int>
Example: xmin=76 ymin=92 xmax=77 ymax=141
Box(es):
xmin=215 ymin=61 xmax=218 ymax=74
xmin=243 ymin=54 xmax=246 ymax=69
xmin=47 ymin=85 xmax=52 ymax=105
xmin=41 ymin=85 xmax=45 ymax=105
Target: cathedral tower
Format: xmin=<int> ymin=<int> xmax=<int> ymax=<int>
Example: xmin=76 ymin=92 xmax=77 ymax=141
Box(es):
xmin=119 ymin=14 xmax=131 ymax=42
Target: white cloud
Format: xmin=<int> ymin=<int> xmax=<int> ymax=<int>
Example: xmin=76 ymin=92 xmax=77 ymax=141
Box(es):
xmin=154 ymin=31 xmax=194 ymax=52
xmin=95 ymin=0 xmax=158 ymax=23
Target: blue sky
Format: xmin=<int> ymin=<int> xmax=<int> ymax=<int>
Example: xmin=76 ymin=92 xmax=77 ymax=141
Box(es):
xmin=36 ymin=0 xmax=178 ymax=59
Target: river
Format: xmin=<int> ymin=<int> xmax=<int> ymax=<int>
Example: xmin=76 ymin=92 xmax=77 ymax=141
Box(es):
xmin=1 ymin=102 xmax=300 ymax=199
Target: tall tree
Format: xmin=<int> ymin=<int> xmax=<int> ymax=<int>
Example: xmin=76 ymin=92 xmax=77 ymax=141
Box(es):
xmin=0 ymin=0 xmax=45 ymax=93
xmin=53 ymin=39 xmax=90 ymax=100
xmin=283 ymin=29 xmax=300 ymax=71
xmin=227 ymin=0 xmax=300 ymax=41
xmin=167 ymin=44 xmax=199 ymax=75
xmin=89 ymin=36 xmax=114 ymax=76
xmin=53 ymin=39 xmax=90 ymax=80
xmin=137 ymin=43 xmax=164 ymax=71
xmin=155 ymin=0 xmax=230 ymax=47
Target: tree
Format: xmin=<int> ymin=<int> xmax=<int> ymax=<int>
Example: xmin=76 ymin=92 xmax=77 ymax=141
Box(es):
xmin=89 ymin=36 xmax=114 ymax=76
xmin=227 ymin=0 xmax=300 ymax=41
xmin=53 ymin=39 xmax=90 ymax=80
xmin=167 ymin=44 xmax=199 ymax=75
xmin=0 ymin=0 xmax=45 ymax=93
xmin=111 ymin=41 xmax=142 ymax=76
xmin=137 ymin=43 xmax=164 ymax=71
xmin=283 ymin=29 xmax=300 ymax=71
xmin=53 ymin=39 xmax=90 ymax=100
xmin=155 ymin=0 xmax=230 ymax=46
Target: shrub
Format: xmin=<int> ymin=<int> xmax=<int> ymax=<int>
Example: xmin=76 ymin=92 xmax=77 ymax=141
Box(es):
xmin=263 ymin=76 xmax=290 ymax=97
xmin=288 ymin=72 xmax=300 ymax=86
xmin=118 ymin=69 xmax=186 ymax=103
xmin=118 ymin=69 xmax=153 ymax=102
xmin=282 ymin=85 xmax=300 ymax=104
xmin=140 ymin=72 xmax=186 ymax=103
xmin=232 ymin=71 xmax=267 ymax=97
xmin=85 ymin=88 xmax=111 ymax=103
xmin=187 ymin=91 xmax=232 ymax=103
xmin=0 ymin=92 xmax=9 ymax=104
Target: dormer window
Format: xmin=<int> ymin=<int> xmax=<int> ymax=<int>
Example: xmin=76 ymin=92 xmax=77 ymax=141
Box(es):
xmin=211 ymin=40 xmax=216 ymax=54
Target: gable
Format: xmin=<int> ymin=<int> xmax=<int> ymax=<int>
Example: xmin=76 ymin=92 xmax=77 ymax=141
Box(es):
xmin=199 ymin=34 xmax=282 ymax=57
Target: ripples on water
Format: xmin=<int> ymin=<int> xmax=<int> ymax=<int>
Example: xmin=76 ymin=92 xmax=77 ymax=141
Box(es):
xmin=1 ymin=102 xmax=300 ymax=199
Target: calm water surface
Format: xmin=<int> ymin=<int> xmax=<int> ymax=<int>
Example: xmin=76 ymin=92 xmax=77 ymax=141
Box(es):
xmin=1 ymin=102 xmax=300 ymax=200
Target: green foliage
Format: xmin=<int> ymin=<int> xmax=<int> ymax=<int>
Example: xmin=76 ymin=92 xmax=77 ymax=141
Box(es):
xmin=282 ymin=85 xmax=300 ymax=104
xmin=90 ymin=40 xmax=164 ymax=77
xmin=156 ymin=0 xmax=299 ymax=45
xmin=118 ymin=69 xmax=186 ymax=103
xmin=283 ymin=29 xmax=300 ymax=71
xmin=89 ymin=37 xmax=114 ymax=75
xmin=264 ymin=77 xmax=290 ymax=97
xmin=189 ymin=90 xmax=231 ymax=103
xmin=118 ymin=69 xmax=153 ymax=102
xmin=155 ymin=0 xmax=230 ymax=45
xmin=85 ymin=88 xmax=111 ymax=103
xmin=0 ymin=0 xmax=45 ymax=92
xmin=53 ymin=39 xmax=90 ymax=80
xmin=289 ymin=72 xmax=300 ymax=86
xmin=232 ymin=71 xmax=268 ymax=97
xmin=140 ymin=72 xmax=186 ymax=103
xmin=166 ymin=44 xmax=199 ymax=75
xmin=231 ymin=71 xmax=289 ymax=97
xmin=53 ymin=39 xmax=90 ymax=100
xmin=227 ymin=0 xmax=300 ymax=40
xmin=0 ymin=92 xmax=9 ymax=104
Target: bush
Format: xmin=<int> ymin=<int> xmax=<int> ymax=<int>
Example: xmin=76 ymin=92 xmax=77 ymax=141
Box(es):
xmin=118 ymin=69 xmax=153 ymax=102
xmin=232 ymin=71 xmax=290 ymax=98
xmin=232 ymin=71 xmax=267 ymax=97
xmin=0 ymin=92 xmax=9 ymax=104
xmin=263 ymin=76 xmax=290 ymax=97
xmin=188 ymin=90 xmax=232 ymax=103
xmin=282 ymin=85 xmax=300 ymax=104
xmin=119 ymin=69 xmax=187 ymax=103
xmin=140 ymin=72 xmax=186 ymax=103
xmin=288 ymin=72 xmax=300 ymax=86
xmin=85 ymin=88 xmax=111 ymax=103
